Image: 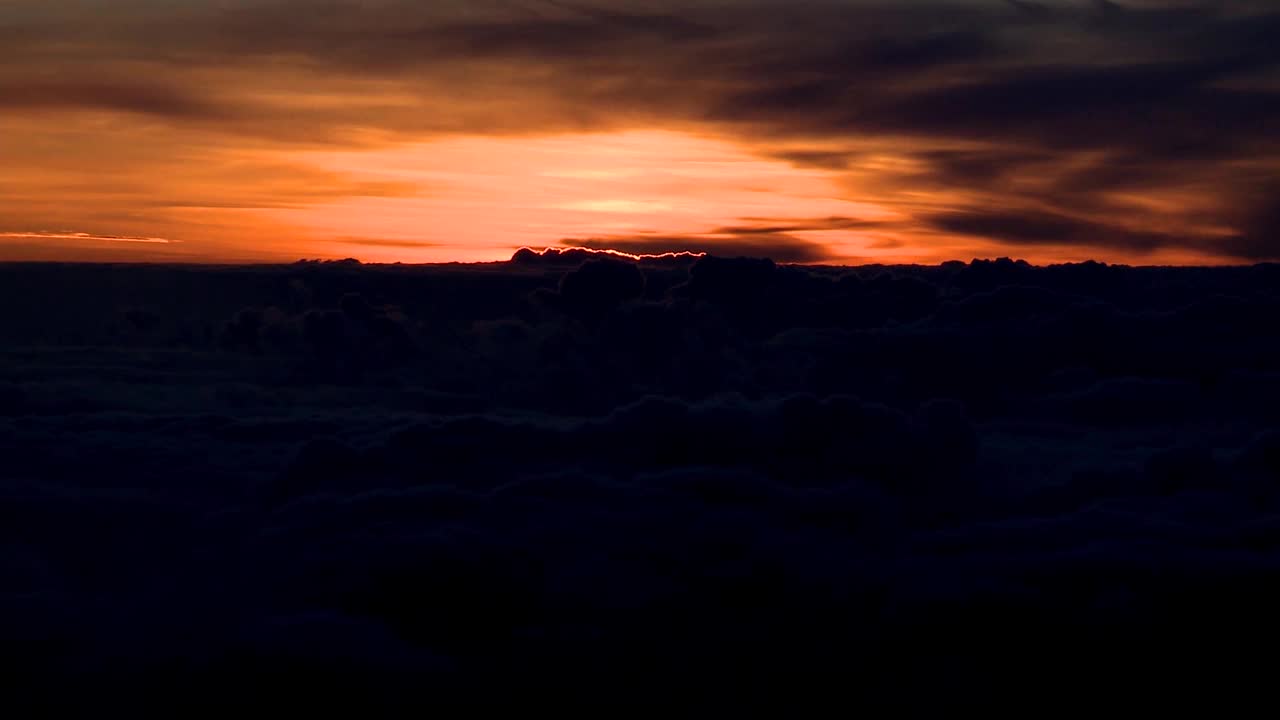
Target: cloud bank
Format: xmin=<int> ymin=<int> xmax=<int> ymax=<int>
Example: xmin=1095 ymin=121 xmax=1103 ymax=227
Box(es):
xmin=4 ymin=257 xmax=1280 ymax=712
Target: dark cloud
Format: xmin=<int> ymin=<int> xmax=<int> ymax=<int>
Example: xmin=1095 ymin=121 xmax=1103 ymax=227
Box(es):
xmin=926 ymin=208 xmax=1224 ymax=255
xmin=510 ymin=246 xmax=689 ymax=265
xmin=8 ymin=259 xmax=1280 ymax=711
xmin=710 ymin=217 xmax=890 ymax=235
xmin=569 ymin=233 xmax=832 ymax=263
xmin=1218 ymin=183 xmax=1280 ymax=260
xmin=859 ymin=28 xmax=1000 ymax=70
xmin=913 ymin=149 xmax=1056 ymax=185
xmin=868 ymin=238 xmax=906 ymax=249
xmin=549 ymin=257 xmax=647 ymax=315
xmin=854 ymin=64 xmax=1280 ymax=153
xmin=770 ymin=150 xmax=858 ymax=170
xmin=0 ymin=79 xmax=221 ymax=118
xmin=335 ymin=238 xmax=445 ymax=249
xmin=1004 ymin=0 xmax=1054 ymax=18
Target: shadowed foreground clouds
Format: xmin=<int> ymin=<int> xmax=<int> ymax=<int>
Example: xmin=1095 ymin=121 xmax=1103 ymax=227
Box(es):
xmin=3 ymin=0 xmax=1279 ymax=262
xmin=4 ymin=255 xmax=1280 ymax=713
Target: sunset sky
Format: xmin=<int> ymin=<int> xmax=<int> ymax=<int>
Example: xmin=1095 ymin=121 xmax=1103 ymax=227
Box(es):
xmin=3 ymin=0 xmax=1278 ymax=264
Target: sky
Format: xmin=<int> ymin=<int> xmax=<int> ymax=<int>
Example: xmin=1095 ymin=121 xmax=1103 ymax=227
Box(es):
xmin=2 ymin=0 xmax=1278 ymax=265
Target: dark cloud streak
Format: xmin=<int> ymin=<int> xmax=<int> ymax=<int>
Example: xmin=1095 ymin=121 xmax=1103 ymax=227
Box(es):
xmin=0 ymin=79 xmax=222 ymax=118
xmin=926 ymin=209 xmax=1198 ymax=254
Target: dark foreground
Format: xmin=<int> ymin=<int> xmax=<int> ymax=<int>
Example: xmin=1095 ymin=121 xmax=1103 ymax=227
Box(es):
xmin=3 ymin=253 xmax=1280 ymax=714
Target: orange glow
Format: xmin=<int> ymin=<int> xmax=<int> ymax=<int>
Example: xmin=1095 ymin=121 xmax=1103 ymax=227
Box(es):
xmin=2 ymin=2 xmax=1273 ymax=266
xmin=0 ymin=117 xmax=1249 ymax=266
xmin=266 ymin=130 xmax=909 ymax=263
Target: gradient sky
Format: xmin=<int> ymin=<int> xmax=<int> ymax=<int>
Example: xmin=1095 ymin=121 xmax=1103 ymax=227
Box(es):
xmin=3 ymin=0 xmax=1278 ymax=264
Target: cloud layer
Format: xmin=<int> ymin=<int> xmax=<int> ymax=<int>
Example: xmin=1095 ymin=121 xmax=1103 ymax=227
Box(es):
xmin=4 ymin=257 xmax=1280 ymax=711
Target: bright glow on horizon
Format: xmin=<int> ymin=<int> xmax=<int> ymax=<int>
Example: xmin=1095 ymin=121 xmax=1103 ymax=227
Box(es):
xmin=266 ymin=130 xmax=913 ymax=263
xmin=1 ymin=1 xmax=1272 ymax=266
xmin=0 ymin=120 xmax=1246 ymax=266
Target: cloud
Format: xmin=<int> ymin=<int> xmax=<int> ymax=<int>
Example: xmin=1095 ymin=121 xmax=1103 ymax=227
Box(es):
xmin=567 ymin=232 xmax=833 ymax=263
xmin=911 ymin=149 xmax=1056 ymax=185
xmin=711 ymin=217 xmax=891 ymax=235
xmin=0 ymin=231 xmax=176 ymax=244
xmin=1218 ymin=183 xmax=1280 ymax=260
xmin=14 ymin=2 xmax=1277 ymax=146
xmin=0 ymin=79 xmax=222 ymax=119
xmin=769 ymin=150 xmax=858 ymax=170
xmin=512 ymin=246 xmax=704 ymax=264
xmin=925 ymin=210 xmax=1188 ymax=252
xmin=8 ymin=259 xmax=1280 ymax=710
xmin=334 ymin=237 xmax=445 ymax=249
xmin=5 ymin=1 xmax=1280 ymax=260
xmin=549 ymin=258 xmax=648 ymax=315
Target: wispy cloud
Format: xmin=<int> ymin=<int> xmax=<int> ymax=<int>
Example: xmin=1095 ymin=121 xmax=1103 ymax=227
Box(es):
xmin=0 ymin=231 xmax=176 ymax=244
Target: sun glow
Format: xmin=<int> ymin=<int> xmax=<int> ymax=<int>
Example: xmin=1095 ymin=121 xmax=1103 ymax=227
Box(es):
xmin=266 ymin=130 xmax=909 ymax=263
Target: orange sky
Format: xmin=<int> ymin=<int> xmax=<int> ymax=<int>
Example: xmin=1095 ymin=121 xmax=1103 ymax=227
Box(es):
xmin=0 ymin=117 xmax=1238 ymax=265
xmin=272 ymin=130 xmax=917 ymax=263
xmin=2 ymin=1 xmax=1275 ymax=265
